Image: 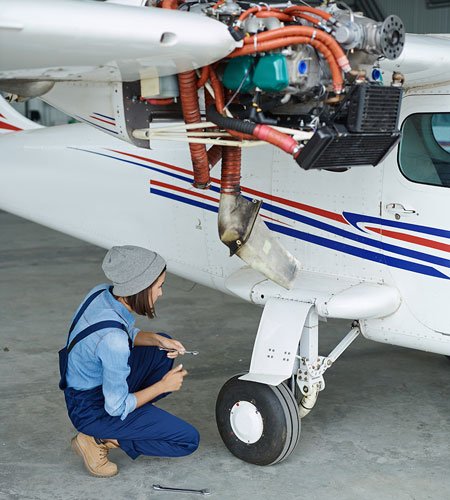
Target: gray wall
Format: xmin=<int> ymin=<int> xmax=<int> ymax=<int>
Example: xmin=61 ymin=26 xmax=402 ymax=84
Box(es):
xmin=377 ymin=0 xmax=450 ymax=33
xmin=9 ymin=99 xmax=73 ymax=127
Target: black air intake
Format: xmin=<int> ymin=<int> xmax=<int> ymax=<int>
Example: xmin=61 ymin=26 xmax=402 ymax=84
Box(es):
xmin=296 ymin=125 xmax=401 ymax=170
xmin=346 ymin=84 xmax=402 ymax=133
xmin=296 ymin=83 xmax=402 ymax=171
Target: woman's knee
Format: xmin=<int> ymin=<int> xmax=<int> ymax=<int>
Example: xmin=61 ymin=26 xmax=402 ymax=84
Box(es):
xmin=180 ymin=424 xmax=200 ymax=455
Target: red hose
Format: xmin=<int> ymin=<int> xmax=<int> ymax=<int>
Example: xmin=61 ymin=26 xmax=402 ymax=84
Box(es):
xmin=253 ymin=125 xmax=297 ymax=155
xmin=284 ymin=6 xmax=333 ymax=21
xmin=207 ymin=145 xmax=222 ymax=168
xmin=255 ymin=11 xmax=294 ymax=22
xmin=238 ymin=6 xmax=284 ymax=22
xmin=178 ymin=71 xmax=210 ymax=188
xmin=161 ymin=0 xmax=177 ymax=9
xmin=297 ymin=13 xmax=324 ymax=26
xmin=162 ymin=0 xmax=210 ymax=189
xmin=196 ymin=66 xmax=210 ymax=89
xmin=221 ymin=146 xmax=242 ymax=194
xmin=208 ymin=66 xmax=225 ymax=111
xmin=208 ymin=67 xmax=256 ymax=141
xmin=145 ymin=98 xmax=174 ymax=105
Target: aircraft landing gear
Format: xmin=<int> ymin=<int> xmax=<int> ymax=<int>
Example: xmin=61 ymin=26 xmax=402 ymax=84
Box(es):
xmin=215 ymin=375 xmax=300 ymax=465
xmin=215 ymin=298 xmax=362 ymax=465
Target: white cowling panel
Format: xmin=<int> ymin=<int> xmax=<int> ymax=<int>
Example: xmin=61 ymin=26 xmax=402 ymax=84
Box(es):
xmin=0 ymin=0 xmax=236 ymax=82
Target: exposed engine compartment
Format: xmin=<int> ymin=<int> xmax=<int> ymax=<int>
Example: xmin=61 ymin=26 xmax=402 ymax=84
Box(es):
xmin=143 ymin=0 xmax=405 ymax=173
xmin=135 ymin=0 xmax=406 ymax=288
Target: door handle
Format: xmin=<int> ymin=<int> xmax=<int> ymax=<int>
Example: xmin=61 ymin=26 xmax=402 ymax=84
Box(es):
xmin=385 ymin=203 xmax=418 ymax=216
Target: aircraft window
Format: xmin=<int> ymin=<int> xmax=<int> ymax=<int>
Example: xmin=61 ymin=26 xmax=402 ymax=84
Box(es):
xmin=431 ymin=114 xmax=450 ymax=154
xmin=399 ymin=113 xmax=450 ymax=188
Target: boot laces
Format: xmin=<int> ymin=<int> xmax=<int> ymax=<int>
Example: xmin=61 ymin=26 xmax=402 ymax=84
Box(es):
xmin=98 ymin=444 xmax=108 ymax=461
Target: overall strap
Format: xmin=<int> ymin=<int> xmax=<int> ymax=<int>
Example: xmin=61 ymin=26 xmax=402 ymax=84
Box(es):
xmin=69 ymin=288 xmax=106 ymax=335
xmin=67 ymin=320 xmax=128 ymax=353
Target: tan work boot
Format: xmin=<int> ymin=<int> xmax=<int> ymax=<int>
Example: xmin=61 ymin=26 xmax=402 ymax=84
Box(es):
xmin=71 ymin=433 xmax=118 ymax=477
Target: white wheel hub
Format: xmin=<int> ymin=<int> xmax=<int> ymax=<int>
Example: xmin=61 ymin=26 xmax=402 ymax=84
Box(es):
xmin=229 ymin=401 xmax=264 ymax=444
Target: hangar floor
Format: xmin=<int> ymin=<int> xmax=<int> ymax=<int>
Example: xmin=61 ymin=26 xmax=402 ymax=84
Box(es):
xmin=1 ymin=209 xmax=449 ymax=500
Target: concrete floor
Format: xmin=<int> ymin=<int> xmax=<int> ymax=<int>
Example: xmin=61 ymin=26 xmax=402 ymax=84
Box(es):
xmin=1 ymin=209 xmax=450 ymax=500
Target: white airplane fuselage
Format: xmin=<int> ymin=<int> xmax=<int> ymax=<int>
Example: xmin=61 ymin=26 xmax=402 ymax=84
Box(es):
xmin=1 ymin=86 xmax=450 ymax=356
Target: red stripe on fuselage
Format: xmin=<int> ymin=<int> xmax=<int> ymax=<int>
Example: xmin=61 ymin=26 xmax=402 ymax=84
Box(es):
xmin=367 ymin=226 xmax=450 ymax=253
xmin=151 ymin=179 xmax=219 ymax=204
xmin=0 ymin=121 xmax=22 ymax=131
xmin=150 ymin=179 xmax=291 ymax=226
xmin=110 ymin=150 xmax=193 ymax=177
xmin=115 ymin=149 xmax=345 ymax=224
xmin=90 ymin=115 xmax=116 ymax=126
xmin=240 ymin=186 xmax=348 ymax=224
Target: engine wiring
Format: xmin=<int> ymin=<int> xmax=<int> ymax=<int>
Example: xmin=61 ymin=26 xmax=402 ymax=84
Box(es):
xmin=139 ymin=0 xmax=405 ymax=187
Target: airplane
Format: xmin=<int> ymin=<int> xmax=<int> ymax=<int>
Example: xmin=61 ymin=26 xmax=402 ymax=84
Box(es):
xmin=1 ymin=0 xmax=450 ymax=467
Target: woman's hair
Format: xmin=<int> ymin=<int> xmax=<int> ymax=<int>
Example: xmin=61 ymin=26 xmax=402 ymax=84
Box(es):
xmin=119 ymin=266 xmax=166 ymax=319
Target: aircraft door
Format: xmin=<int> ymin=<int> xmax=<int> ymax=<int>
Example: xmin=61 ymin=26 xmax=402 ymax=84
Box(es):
xmin=381 ymin=94 xmax=450 ymax=334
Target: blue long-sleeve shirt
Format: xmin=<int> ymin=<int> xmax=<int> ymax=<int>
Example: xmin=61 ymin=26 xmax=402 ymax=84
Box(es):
xmin=66 ymin=284 xmax=140 ymax=420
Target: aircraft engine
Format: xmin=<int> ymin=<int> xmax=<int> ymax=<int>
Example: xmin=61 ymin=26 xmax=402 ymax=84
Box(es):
xmin=190 ymin=0 xmax=406 ymax=172
xmin=150 ymin=0 xmax=405 ymax=288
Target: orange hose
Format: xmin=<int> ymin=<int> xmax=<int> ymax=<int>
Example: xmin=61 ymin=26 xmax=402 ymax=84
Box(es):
xmin=207 ymin=145 xmax=222 ymax=168
xmin=204 ymin=90 xmax=224 ymax=165
xmin=284 ymin=6 xmax=333 ymax=21
xmin=221 ymin=145 xmax=242 ymax=194
xmin=207 ymin=68 xmax=254 ymax=141
xmin=242 ymin=26 xmax=350 ymax=73
xmin=211 ymin=0 xmax=225 ymax=8
xmin=297 ymin=13 xmax=324 ymax=26
xmin=162 ymin=0 xmax=209 ymax=188
xmin=208 ymin=66 xmax=225 ymax=112
xmin=232 ymin=35 xmax=344 ymax=93
xmin=178 ymin=71 xmax=210 ymax=188
xmin=238 ymin=6 xmax=284 ymax=22
xmin=253 ymin=125 xmax=297 ymax=155
xmin=161 ymin=0 xmax=177 ymax=8
xmin=255 ymin=11 xmax=294 ymax=22
xmin=146 ymin=98 xmax=174 ymax=105
xmin=196 ymin=66 xmax=210 ymax=89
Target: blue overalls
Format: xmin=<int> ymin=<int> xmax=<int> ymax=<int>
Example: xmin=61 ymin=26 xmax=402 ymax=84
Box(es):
xmin=59 ymin=287 xmax=199 ymax=460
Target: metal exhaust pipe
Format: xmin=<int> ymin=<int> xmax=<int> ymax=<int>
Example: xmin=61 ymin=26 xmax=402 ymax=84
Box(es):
xmin=218 ymin=193 xmax=300 ymax=289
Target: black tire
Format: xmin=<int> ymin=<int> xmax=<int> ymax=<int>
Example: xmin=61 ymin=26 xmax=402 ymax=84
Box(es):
xmin=215 ymin=375 xmax=301 ymax=466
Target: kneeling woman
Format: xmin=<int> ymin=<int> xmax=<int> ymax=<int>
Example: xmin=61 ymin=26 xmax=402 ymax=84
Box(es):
xmin=59 ymin=245 xmax=199 ymax=477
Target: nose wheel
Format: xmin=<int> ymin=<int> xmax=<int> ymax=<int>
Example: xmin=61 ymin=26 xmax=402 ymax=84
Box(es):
xmin=215 ymin=375 xmax=300 ymax=465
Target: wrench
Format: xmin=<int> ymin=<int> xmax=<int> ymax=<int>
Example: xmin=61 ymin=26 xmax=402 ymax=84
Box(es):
xmin=152 ymin=484 xmax=211 ymax=495
xmin=158 ymin=347 xmax=199 ymax=356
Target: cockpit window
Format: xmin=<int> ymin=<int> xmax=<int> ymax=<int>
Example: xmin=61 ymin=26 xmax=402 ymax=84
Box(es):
xmin=399 ymin=113 xmax=450 ymax=188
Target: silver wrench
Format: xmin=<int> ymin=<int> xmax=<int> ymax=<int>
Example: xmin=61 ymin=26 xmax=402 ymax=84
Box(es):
xmin=158 ymin=347 xmax=199 ymax=355
xmin=152 ymin=484 xmax=211 ymax=495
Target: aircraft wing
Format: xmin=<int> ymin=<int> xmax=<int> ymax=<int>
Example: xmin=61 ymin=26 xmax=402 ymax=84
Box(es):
xmin=0 ymin=0 xmax=237 ymax=85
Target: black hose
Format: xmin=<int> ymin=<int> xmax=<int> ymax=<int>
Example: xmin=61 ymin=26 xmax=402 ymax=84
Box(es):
xmin=206 ymin=105 xmax=256 ymax=135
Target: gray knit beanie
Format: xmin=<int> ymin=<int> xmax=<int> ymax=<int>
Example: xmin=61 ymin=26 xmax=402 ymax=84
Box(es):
xmin=102 ymin=245 xmax=166 ymax=297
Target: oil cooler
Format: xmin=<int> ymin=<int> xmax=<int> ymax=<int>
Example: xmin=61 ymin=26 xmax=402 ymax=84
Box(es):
xmin=296 ymin=84 xmax=403 ymax=170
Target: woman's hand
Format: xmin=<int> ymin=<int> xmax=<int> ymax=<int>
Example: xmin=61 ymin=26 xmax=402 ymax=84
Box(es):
xmin=156 ymin=335 xmax=186 ymax=358
xmin=160 ymin=364 xmax=188 ymax=392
